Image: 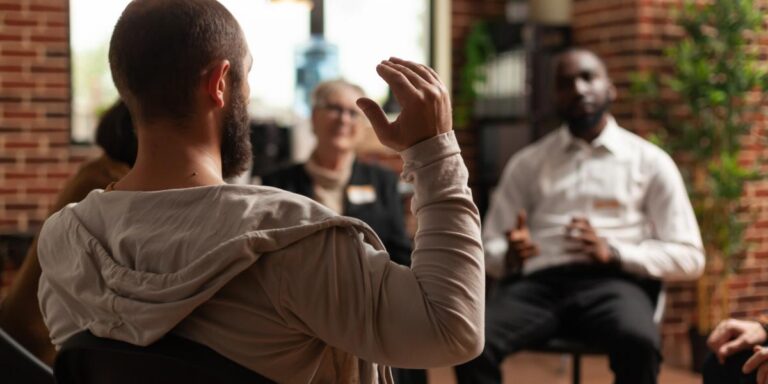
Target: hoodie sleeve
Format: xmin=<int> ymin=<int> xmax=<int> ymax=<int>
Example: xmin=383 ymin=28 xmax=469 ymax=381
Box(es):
xmin=277 ymin=131 xmax=484 ymax=368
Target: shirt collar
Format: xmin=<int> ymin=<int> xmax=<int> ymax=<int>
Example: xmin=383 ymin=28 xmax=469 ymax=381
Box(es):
xmin=558 ymin=115 xmax=623 ymax=155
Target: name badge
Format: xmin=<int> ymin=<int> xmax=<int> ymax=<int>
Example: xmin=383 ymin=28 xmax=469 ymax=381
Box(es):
xmin=593 ymin=198 xmax=622 ymax=210
xmin=347 ymin=185 xmax=377 ymax=205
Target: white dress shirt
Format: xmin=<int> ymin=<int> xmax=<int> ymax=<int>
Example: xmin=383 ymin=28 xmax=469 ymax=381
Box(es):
xmin=484 ymin=116 xmax=705 ymax=280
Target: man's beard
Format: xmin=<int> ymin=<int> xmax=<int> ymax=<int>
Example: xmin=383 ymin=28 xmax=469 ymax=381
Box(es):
xmin=562 ymin=99 xmax=611 ymax=136
xmin=220 ymin=89 xmax=252 ymax=180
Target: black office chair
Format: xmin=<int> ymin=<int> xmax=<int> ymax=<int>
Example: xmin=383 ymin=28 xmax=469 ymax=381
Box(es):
xmin=528 ymin=287 xmax=667 ymax=384
xmin=0 ymin=326 xmax=54 ymax=384
xmin=55 ymin=330 xmax=275 ymax=384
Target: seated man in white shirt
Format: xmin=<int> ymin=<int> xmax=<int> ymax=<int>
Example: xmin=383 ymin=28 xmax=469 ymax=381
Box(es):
xmin=454 ymin=48 xmax=705 ymax=384
xmin=35 ymin=1 xmax=485 ymax=382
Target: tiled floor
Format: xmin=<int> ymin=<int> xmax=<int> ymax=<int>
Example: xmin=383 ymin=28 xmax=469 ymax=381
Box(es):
xmin=427 ymin=352 xmax=701 ymax=384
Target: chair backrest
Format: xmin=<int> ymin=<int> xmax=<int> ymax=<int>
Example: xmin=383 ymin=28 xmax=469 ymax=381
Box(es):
xmin=0 ymin=326 xmax=54 ymax=384
xmin=55 ymin=331 xmax=275 ymax=384
xmin=652 ymin=288 xmax=666 ymax=325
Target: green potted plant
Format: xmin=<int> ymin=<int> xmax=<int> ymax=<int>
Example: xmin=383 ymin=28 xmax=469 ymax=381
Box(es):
xmin=455 ymin=21 xmax=495 ymax=128
xmin=631 ymin=0 xmax=768 ymax=370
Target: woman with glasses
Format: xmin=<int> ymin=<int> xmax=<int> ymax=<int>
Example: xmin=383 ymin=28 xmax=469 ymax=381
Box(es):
xmin=261 ymin=80 xmax=424 ymax=383
xmin=262 ymin=79 xmax=412 ymax=267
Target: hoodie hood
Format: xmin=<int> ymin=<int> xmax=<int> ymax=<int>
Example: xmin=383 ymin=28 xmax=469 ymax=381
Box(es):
xmin=38 ymin=184 xmax=381 ymax=347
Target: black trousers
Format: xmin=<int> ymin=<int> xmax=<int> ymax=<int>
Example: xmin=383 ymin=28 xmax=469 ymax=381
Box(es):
xmin=702 ymin=349 xmax=757 ymax=384
xmin=455 ymin=265 xmax=662 ymax=384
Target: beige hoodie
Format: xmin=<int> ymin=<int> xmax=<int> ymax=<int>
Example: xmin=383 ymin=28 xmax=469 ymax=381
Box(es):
xmin=37 ymin=132 xmax=484 ymax=383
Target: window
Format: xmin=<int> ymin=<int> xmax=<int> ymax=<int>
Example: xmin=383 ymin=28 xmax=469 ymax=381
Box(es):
xmin=325 ymin=0 xmax=430 ymax=103
xmin=69 ymin=0 xmax=131 ymax=143
xmin=69 ymin=0 xmax=430 ymax=142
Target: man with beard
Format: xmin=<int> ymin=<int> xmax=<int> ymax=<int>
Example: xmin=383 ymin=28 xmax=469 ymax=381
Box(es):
xmin=454 ymin=48 xmax=704 ymax=384
xmin=35 ymin=0 xmax=484 ymax=382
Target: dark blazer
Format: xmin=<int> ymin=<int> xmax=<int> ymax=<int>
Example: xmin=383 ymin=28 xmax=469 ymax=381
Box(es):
xmin=261 ymin=161 xmax=413 ymax=266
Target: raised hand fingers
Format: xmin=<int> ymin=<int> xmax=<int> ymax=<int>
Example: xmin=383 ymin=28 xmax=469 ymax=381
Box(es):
xmin=390 ymin=57 xmax=442 ymax=87
xmin=357 ymin=97 xmax=390 ymax=133
xmin=376 ymin=61 xmax=419 ymax=104
xmin=388 ymin=62 xmax=436 ymax=96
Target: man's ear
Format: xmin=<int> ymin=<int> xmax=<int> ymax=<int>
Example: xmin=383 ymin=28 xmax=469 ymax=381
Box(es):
xmin=608 ymin=81 xmax=618 ymax=103
xmin=206 ymin=60 xmax=231 ymax=108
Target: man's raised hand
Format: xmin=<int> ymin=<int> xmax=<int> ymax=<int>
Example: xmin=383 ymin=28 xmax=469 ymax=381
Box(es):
xmin=356 ymin=57 xmax=452 ymax=151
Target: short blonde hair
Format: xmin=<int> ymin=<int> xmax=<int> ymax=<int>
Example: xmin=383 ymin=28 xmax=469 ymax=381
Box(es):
xmin=311 ymin=79 xmax=366 ymax=108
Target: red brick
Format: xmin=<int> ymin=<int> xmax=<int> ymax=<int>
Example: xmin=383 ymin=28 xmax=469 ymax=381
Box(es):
xmin=0 ymin=33 xmax=24 ymax=42
xmin=28 ymin=4 xmax=67 ymax=12
xmin=4 ymin=18 xmax=39 ymax=27
xmin=4 ymin=203 xmax=39 ymax=211
xmin=5 ymin=172 xmax=38 ymax=180
xmin=29 ymin=34 xmax=67 ymax=43
xmin=3 ymin=107 xmax=41 ymax=118
xmin=45 ymin=171 xmax=73 ymax=180
xmin=5 ymin=142 xmax=40 ymax=149
xmin=39 ymin=81 xmax=68 ymax=89
xmin=0 ymin=65 xmax=24 ymax=73
xmin=1 ymin=49 xmax=38 ymax=58
xmin=25 ymin=188 xmax=58 ymax=195
xmin=0 ymin=3 xmax=22 ymax=11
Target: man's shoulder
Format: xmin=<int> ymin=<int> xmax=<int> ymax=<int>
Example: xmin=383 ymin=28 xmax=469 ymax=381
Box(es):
xmin=507 ymin=128 xmax=564 ymax=167
xmin=613 ymin=126 xmax=676 ymax=165
xmin=234 ymin=188 xmax=382 ymax=255
xmin=228 ymin=184 xmax=329 ymax=214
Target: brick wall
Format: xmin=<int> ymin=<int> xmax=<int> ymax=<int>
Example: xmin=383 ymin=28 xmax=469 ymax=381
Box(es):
xmin=0 ymin=0 xmax=97 ymax=237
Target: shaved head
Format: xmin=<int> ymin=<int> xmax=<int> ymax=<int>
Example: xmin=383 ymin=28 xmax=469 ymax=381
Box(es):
xmin=109 ymin=0 xmax=248 ymax=123
xmin=555 ymin=48 xmax=610 ymax=80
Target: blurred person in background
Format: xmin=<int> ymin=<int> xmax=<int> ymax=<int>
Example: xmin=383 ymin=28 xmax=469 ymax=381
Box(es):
xmin=455 ymin=48 xmax=705 ymax=384
xmin=0 ymin=100 xmax=136 ymax=365
xmin=262 ymin=80 xmax=412 ymax=268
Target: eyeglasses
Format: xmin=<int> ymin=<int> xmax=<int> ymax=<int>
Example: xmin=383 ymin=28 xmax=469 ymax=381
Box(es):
xmin=318 ymin=103 xmax=361 ymax=120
